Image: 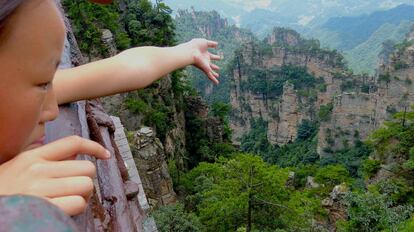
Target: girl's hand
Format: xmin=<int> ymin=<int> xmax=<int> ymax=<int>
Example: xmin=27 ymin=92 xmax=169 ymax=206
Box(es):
xmin=184 ymin=39 xmax=222 ymax=84
xmin=0 ymin=136 xmax=110 ymax=216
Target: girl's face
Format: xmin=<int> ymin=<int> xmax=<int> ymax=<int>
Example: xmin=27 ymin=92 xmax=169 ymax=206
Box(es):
xmin=0 ymin=0 xmax=65 ymax=163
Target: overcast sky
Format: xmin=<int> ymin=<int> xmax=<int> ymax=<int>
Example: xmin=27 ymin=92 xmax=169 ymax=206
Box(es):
xmin=158 ymin=0 xmax=414 ymax=27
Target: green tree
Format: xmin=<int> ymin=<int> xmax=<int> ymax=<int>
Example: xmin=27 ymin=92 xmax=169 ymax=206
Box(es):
xmin=182 ymin=154 xmax=324 ymax=231
xmin=152 ymin=203 xmax=204 ymax=232
xmin=318 ymin=103 xmax=334 ymax=122
xmin=338 ymin=192 xmax=414 ymax=232
xmin=63 ymin=0 xmax=130 ymax=56
xmin=123 ymin=0 xmax=176 ymax=46
xmin=211 ymin=102 xmax=231 ymax=121
xmin=315 ymin=164 xmax=351 ymax=188
xmin=296 ymin=120 xmax=318 ymax=141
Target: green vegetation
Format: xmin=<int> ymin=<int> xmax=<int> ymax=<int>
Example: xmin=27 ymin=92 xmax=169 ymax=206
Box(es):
xmin=378 ymin=72 xmax=391 ymax=83
xmin=176 ymin=154 xmax=326 ymax=231
xmin=344 ymin=21 xmax=413 ymax=75
xmin=184 ymin=100 xmax=235 ymax=168
xmin=63 ymin=0 xmax=176 ymax=58
xmin=122 ymin=0 xmax=176 ymax=46
xmin=160 ymin=102 xmax=414 ymax=231
xmin=362 ymin=159 xmax=381 ymax=179
xmin=318 ymin=103 xmax=334 ymax=122
xmin=240 ymin=119 xmax=319 ymax=168
xmin=264 ymin=28 xmax=346 ymax=68
xmin=335 ymin=108 xmax=414 ymax=231
xmin=338 ymin=192 xmax=414 ymax=231
xmin=394 ymin=39 xmax=414 ymax=54
xmin=315 ymin=165 xmax=351 ymax=188
xmin=64 ymin=0 xmax=190 ymax=144
xmin=320 ymin=141 xmax=373 ymax=178
xmin=151 ymin=203 xmax=204 ymax=231
xmin=63 ymin=0 xmax=127 ymax=56
xmin=394 ymin=61 xmax=410 ymax=70
xmin=125 ymin=90 xmax=174 ymax=142
xmin=242 ymin=65 xmax=324 ymax=99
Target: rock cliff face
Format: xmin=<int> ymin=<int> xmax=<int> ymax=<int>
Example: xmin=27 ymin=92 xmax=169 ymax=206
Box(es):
xmin=230 ymin=28 xmax=346 ymax=145
xmin=129 ymin=127 xmax=177 ymax=208
xmin=318 ymin=31 xmax=414 ymax=156
xmin=102 ymin=76 xmax=187 ymax=162
xmin=180 ymin=8 xmax=228 ymax=39
xmin=185 ymin=95 xmax=225 ymax=144
xmin=321 ymin=184 xmax=348 ymax=232
xmin=231 ymin=26 xmax=414 ymax=158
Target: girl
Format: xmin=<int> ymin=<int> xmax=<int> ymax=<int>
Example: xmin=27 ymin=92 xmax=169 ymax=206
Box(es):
xmin=0 ymin=0 xmax=220 ymax=216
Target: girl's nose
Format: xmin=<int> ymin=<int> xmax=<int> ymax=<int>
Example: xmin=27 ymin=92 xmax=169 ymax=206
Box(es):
xmin=40 ymin=85 xmax=59 ymax=123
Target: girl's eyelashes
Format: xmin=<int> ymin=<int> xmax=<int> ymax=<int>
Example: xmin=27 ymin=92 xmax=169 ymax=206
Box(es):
xmin=37 ymin=81 xmax=52 ymax=91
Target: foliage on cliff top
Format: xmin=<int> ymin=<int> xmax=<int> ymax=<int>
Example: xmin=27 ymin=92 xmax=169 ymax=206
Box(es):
xmin=241 ymin=65 xmax=324 ymax=99
xmin=265 ymin=27 xmax=345 ymax=68
xmin=63 ymin=0 xmax=176 ymax=57
xmin=176 ymin=154 xmax=325 ymax=231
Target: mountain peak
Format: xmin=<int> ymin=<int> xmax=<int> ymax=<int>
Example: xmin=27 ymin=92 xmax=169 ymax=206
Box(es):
xmin=266 ymin=27 xmax=302 ymax=47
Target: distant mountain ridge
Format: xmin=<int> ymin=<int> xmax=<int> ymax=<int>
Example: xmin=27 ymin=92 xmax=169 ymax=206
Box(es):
xmin=161 ymin=0 xmax=414 ymax=30
xmin=321 ymin=4 xmax=414 ymax=50
xmin=169 ymin=1 xmax=414 ymax=74
xmin=309 ymin=4 xmax=414 ymax=74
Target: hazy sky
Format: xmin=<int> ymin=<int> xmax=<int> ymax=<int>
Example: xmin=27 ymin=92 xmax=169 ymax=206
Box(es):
xmin=160 ymin=0 xmax=414 ymax=12
xmin=160 ymin=0 xmax=414 ymax=23
xmin=219 ymin=0 xmax=414 ymax=11
xmin=226 ymin=0 xmax=272 ymax=10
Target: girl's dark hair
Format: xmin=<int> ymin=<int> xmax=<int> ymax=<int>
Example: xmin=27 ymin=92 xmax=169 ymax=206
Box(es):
xmin=0 ymin=0 xmax=26 ymax=29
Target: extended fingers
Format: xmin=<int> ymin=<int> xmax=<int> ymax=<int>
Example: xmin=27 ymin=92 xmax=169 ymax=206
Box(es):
xmin=33 ymin=176 xmax=94 ymax=199
xmin=211 ymin=63 xmax=220 ymax=71
xmin=36 ymin=160 xmax=97 ymax=178
xmin=207 ymin=40 xmax=218 ymax=48
xmin=33 ymin=136 xmax=110 ymax=161
xmin=208 ymin=71 xmax=219 ymax=85
xmin=210 ymin=53 xmax=221 ymax=61
xmin=49 ymin=195 xmax=87 ymax=216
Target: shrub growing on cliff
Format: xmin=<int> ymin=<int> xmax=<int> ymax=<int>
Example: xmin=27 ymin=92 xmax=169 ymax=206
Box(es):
xmin=211 ymin=102 xmax=231 ymax=121
xmin=244 ymin=65 xmax=324 ymax=98
xmin=297 ymin=120 xmax=319 ymax=141
xmin=125 ymin=98 xmax=149 ymax=114
xmin=152 ymin=203 xmax=204 ymax=232
xmin=338 ymin=192 xmax=414 ymax=232
xmin=394 ymin=61 xmax=409 ymax=70
xmin=319 ymin=141 xmax=373 ymax=178
xmin=362 ymin=159 xmax=381 ymax=179
xmin=318 ymin=103 xmax=334 ymax=122
xmin=63 ymin=0 xmax=128 ymax=55
xmin=315 ymin=164 xmax=351 ymax=188
xmin=123 ymin=0 xmax=176 ymax=47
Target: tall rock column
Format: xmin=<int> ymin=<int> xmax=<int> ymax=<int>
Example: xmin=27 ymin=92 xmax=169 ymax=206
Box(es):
xmin=130 ymin=127 xmax=177 ymax=209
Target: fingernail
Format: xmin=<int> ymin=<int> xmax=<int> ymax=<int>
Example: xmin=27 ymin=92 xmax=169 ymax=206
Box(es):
xmin=105 ymin=150 xmax=111 ymax=158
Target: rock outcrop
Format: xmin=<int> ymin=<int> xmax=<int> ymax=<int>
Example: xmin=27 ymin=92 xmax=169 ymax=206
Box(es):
xmin=230 ymin=28 xmax=346 ymax=145
xmin=185 ymin=95 xmax=225 ymax=144
xmin=321 ymin=184 xmax=348 ymax=232
xmin=130 ymin=127 xmax=177 ymax=209
xmin=102 ymin=76 xmax=188 ymax=164
xmin=318 ymin=30 xmax=414 ymax=156
xmin=230 ymin=26 xmax=414 ymax=159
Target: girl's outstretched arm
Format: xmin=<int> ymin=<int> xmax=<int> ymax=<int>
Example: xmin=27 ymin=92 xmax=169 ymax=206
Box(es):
xmin=54 ymin=39 xmax=221 ymax=105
